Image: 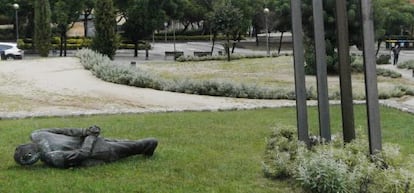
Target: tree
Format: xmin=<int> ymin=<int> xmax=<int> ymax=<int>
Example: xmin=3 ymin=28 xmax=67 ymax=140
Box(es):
xmin=229 ymin=0 xmax=256 ymax=53
xmin=122 ymin=0 xmax=165 ymax=57
xmin=291 ymin=0 xmax=389 ymax=74
xmin=269 ymin=0 xmax=291 ymax=54
xmin=82 ymin=0 xmax=95 ymax=37
xmin=180 ymin=0 xmax=207 ymax=32
xmin=211 ymin=3 xmax=244 ymax=61
xmin=92 ymin=0 xmax=118 ymax=60
xmin=34 ymin=0 xmax=51 ymax=57
xmin=51 ymin=0 xmax=83 ymax=56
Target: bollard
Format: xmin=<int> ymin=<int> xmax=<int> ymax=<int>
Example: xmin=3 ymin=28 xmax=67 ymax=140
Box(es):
xmin=130 ymin=61 xmax=136 ymax=67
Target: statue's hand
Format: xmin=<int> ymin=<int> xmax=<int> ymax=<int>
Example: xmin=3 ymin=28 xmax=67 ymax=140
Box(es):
xmin=86 ymin=125 xmax=101 ymax=136
xmin=66 ymin=150 xmax=88 ymax=163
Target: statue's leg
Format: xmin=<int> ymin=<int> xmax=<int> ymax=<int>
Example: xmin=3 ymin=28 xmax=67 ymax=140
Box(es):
xmin=107 ymin=138 xmax=158 ymax=159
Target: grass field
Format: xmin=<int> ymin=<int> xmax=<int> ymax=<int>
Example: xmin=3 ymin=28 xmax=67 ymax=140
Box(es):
xmin=1 ymin=105 xmax=413 ymax=192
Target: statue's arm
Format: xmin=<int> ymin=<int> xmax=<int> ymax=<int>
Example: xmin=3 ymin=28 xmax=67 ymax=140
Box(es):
xmin=66 ymin=135 xmax=98 ymax=164
xmin=32 ymin=125 xmax=101 ymax=138
xmin=32 ymin=128 xmax=88 ymax=137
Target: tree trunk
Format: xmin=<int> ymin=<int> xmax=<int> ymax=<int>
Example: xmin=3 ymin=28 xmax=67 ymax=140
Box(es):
xmin=211 ymin=33 xmax=216 ymax=53
xmin=226 ymin=36 xmax=231 ymax=61
xmin=64 ymin=35 xmax=67 ymax=57
xmin=134 ymin=42 xmax=138 ymax=57
xmin=231 ymin=33 xmax=242 ymax=53
xmin=253 ymin=26 xmax=259 ymax=46
xmin=145 ymin=42 xmax=149 ymax=60
xmin=83 ymin=12 xmax=90 ymax=37
xmin=59 ymin=34 xmax=63 ymax=56
xmin=182 ymin=22 xmax=190 ymax=32
xmin=278 ymin=32 xmax=284 ymax=55
xmin=376 ymin=39 xmax=382 ymax=56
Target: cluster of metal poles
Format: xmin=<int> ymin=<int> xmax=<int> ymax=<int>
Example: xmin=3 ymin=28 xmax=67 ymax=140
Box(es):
xmin=290 ymin=0 xmax=382 ymax=154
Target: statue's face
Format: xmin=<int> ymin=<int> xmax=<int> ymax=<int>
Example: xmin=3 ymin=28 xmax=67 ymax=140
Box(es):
xmin=14 ymin=143 xmax=41 ymax=165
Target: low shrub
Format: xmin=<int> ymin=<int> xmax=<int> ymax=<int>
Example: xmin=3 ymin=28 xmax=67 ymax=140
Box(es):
xmin=376 ymin=54 xmax=391 ymax=64
xmin=76 ymin=49 xmax=414 ymax=101
xmin=398 ymin=60 xmax=414 ymax=70
xmin=151 ymin=34 xmax=229 ymax=41
xmin=76 ymin=49 xmax=303 ymax=100
xmin=263 ymin=127 xmax=414 ymax=193
xmin=262 ymin=126 xmax=303 ymax=179
xmin=351 ymin=55 xmax=401 ymax=78
xmin=18 ymin=37 xmax=149 ymax=50
xmin=351 ymin=55 xmax=364 ymax=73
xmin=377 ymin=68 xmax=402 ymax=78
xmin=176 ymin=53 xmax=269 ymax=62
xmin=0 ymin=28 xmax=14 ymax=40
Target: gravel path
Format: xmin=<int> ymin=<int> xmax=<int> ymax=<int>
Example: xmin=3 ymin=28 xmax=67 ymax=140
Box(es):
xmin=0 ymin=57 xmax=302 ymax=119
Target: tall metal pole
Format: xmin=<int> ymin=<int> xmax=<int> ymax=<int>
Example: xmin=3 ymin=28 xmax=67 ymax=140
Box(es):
xmin=360 ymin=0 xmax=382 ymax=154
xmin=335 ymin=0 xmax=355 ymax=143
xmin=173 ymin=20 xmax=176 ymax=53
xmin=264 ymin=8 xmax=270 ymax=56
xmin=13 ymin=3 xmax=19 ymax=42
xmin=164 ymin=22 xmax=168 ymax=43
xmin=312 ymin=0 xmax=331 ymax=141
xmin=290 ymin=0 xmax=309 ymax=144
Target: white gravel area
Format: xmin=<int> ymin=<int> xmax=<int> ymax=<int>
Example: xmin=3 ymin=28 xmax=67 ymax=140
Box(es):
xmin=0 ymin=57 xmax=302 ymax=119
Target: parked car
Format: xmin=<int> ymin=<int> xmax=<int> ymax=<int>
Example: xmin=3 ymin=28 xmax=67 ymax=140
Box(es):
xmin=0 ymin=42 xmax=24 ymax=60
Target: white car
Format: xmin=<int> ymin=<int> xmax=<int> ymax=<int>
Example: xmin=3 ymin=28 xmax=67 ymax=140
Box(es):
xmin=0 ymin=42 xmax=24 ymax=60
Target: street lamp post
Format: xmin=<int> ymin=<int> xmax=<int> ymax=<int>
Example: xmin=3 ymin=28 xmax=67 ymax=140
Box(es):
xmin=164 ymin=22 xmax=168 ymax=43
xmin=13 ymin=3 xmax=19 ymax=42
xmin=264 ymin=8 xmax=270 ymax=56
xmin=172 ymin=20 xmax=176 ymax=53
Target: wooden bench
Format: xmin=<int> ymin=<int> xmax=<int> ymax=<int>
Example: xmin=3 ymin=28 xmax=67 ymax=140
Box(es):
xmin=165 ymin=51 xmax=184 ymax=59
xmin=193 ymin=51 xmax=212 ymax=57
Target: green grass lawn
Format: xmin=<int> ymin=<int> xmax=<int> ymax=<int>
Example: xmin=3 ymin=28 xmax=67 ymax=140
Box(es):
xmin=1 ymin=105 xmax=413 ymax=192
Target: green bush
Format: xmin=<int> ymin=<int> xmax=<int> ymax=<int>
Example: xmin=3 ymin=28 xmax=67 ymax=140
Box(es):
xmin=151 ymin=34 xmax=229 ymax=41
xmin=295 ymin=149 xmax=357 ymax=193
xmin=351 ymin=55 xmax=401 ymax=78
xmin=176 ymin=53 xmax=269 ymax=62
xmin=351 ymin=55 xmax=365 ymax=73
xmin=0 ymin=28 xmax=14 ymax=41
xmin=18 ymin=37 xmax=149 ymax=50
xmin=377 ymin=68 xmax=402 ymax=78
xmin=262 ymin=126 xmax=302 ymax=179
xmin=398 ymin=60 xmax=414 ymax=70
xmin=263 ymin=127 xmax=414 ymax=193
xmin=376 ymin=54 xmax=391 ymax=64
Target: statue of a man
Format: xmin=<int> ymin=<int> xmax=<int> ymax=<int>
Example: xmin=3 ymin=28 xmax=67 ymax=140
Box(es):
xmin=14 ymin=125 xmax=158 ymax=168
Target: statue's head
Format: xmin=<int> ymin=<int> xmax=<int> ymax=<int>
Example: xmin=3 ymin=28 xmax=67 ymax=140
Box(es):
xmin=14 ymin=143 xmax=41 ymax=166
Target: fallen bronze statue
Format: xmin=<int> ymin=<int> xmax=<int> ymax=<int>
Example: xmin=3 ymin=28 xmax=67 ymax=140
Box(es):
xmin=14 ymin=125 xmax=158 ymax=168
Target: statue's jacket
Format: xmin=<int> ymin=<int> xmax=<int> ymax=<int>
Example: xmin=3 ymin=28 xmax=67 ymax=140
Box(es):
xmin=30 ymin=128 xmax=115 ymax=168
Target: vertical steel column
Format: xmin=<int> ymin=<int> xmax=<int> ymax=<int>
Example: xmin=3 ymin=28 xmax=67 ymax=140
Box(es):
xmin=335 ymin=0 xmax=355 ymax=143
xmin=312 ymin=0 xmax=331 ymax=141
xmin=290 ymin=0 xmax=309 ymax=144
xmin=360 ymin=0 xmax=382 ymax=154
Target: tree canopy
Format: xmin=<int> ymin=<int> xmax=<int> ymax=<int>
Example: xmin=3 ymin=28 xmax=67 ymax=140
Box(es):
xmin=2 ymin=0 xmax=414 ymax=66
xmin=92 ymin=0 xmax=118 ymax=59
xmin=122 ymin=0 xmax=165 ymax=57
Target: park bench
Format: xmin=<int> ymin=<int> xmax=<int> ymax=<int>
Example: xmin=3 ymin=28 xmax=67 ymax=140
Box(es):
xmin=193 ymin=51 xmax=212 ymax=57
xmin=165 ymin=51 xmax=184 ymax=60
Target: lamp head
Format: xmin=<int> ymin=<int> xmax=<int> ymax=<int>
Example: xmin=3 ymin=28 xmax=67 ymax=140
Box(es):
xmin=13 ymin=3 xmax=19 ymax=10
